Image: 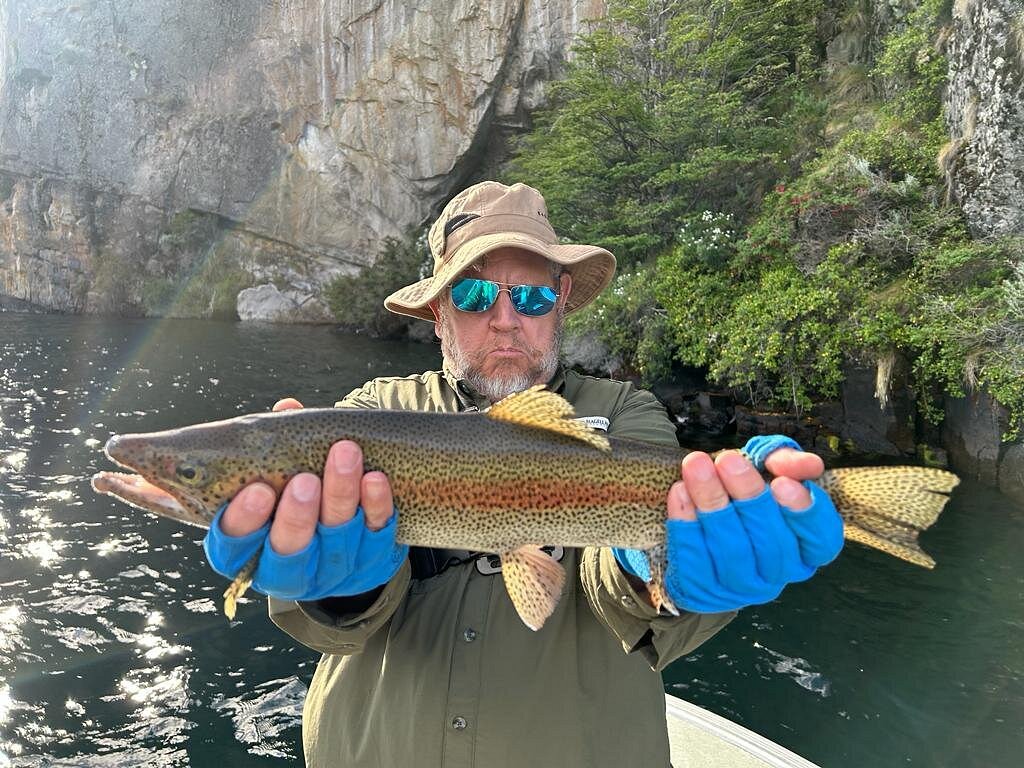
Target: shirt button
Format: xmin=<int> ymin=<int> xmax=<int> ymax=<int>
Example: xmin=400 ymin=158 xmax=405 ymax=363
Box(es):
xmin=620 ymin=595 xmax=636 ymax=608
xmin=451 ymin=716 xmax=468 ymax=730
xmin=463 ymin=627 xmax=477 ymax=642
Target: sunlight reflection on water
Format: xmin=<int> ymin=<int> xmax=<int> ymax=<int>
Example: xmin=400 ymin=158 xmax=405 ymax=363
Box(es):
xmin=1 ymin=316 xmax=440 ymax=766
xmin=2 ymin=315 xmax=1020 ymax=767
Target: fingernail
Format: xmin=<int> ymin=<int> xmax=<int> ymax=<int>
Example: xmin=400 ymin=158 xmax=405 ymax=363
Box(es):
xmin=363 ymin=472 xmax=387 ymax=500
xmin=670 ymin=482 xmax=696 ymax=521
xmin=332 ymin=442 xmax=360 ymax=473
xmin=687 ymin=456 xmax=715 ymax=481
xmin=720 ymin=452 xmax=750 ymax=476
xmin=290 ymin=473 xmax=320 ymax=503
xmin=774 ymin=480 xmax=805 ymax=507
xmin=240 ymin=483 xmax=275 ymax=514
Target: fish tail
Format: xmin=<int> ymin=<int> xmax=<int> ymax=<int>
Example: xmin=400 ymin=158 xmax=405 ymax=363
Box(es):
xmin=817 ymin=466 xmax=960 ymax=568
xmin=222 ymin=551 xmax=259 ymax=620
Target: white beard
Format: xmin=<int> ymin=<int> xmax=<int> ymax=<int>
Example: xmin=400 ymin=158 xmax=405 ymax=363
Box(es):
xmin=439 ymin=306 xmax=563 ymax=403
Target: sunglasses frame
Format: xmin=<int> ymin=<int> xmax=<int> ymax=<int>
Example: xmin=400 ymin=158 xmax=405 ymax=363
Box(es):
xmin=449 ymin=277 xmax=561 ymax=317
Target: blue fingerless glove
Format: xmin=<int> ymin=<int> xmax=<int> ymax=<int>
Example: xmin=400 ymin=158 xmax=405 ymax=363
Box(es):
xmin=613 ymin=434 xmax=844 ymax=613
xmin=203 ymin=503 xmax=409 ymax=601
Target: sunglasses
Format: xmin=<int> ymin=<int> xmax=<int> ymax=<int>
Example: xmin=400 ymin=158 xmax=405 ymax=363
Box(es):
xmin=449 ymin=278 xmax=560 ymax=317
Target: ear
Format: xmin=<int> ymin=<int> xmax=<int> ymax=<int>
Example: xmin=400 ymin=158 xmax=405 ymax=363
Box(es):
xmin=557 ymin=271 xmax=573 ymax=312
xmin=428 ymin=299 xmax=442 ymax=339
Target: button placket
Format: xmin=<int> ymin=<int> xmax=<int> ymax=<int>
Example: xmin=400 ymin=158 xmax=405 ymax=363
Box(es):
xmin=441 ymin=568 xmax=492 ymax=762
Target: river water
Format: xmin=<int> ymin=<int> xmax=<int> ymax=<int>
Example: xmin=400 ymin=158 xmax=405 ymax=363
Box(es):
xmin=1 ymin=314 xmax=1021 ymax=767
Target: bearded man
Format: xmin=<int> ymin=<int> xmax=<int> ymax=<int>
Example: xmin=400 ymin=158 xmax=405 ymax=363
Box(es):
xmin=203 ymin=181 xmax=843 ymax=767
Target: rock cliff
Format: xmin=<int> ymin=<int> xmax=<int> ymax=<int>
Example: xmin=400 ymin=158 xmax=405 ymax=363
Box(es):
xmin=0 ymin=0 xmax=605 ymax=320
xmin=945 ymin=0 xmax=1024 ymax=236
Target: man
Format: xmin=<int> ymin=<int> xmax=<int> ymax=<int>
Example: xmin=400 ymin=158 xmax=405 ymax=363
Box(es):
xmin=204 ymin=182 xmax=842 ymax=767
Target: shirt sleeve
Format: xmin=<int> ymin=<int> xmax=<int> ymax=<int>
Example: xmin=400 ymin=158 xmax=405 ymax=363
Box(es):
xmin=334 ymin=380 xmax=380 ymax=409
xmin=604 ymin=385 xmax=680 ymax=447
xmin=268 ymin=560 xmax=411 ymax=655
xmin=579 ymin=548 xmax=734 ymax=671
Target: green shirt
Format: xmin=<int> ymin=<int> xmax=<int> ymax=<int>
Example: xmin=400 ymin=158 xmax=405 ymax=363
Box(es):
xmin=268 ymin=366 xmax=734 ymax=767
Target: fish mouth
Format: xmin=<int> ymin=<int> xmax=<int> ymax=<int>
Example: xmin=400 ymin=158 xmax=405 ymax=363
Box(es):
xmin=91 ymin=471 xmax=211 ymax=528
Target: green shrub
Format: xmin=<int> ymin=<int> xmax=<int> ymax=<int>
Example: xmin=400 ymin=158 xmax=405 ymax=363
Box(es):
xmin=508 ymin=0 xmax=827 ymax=266
xmin=325 ymin=230 xmax=431 ymax=338
xmin=171 ymin=250 xmax=251 ymax=319
xmin=567 ymin=264 xmax=673 ymax=382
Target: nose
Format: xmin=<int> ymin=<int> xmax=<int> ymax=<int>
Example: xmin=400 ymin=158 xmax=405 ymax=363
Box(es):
xmin=104 ymin=434 xmax=144 ymax=465
xmin=487 ymin=289 xmax=521 ymax=330
xmin=104 ymin=434 xmax=124 ymax=460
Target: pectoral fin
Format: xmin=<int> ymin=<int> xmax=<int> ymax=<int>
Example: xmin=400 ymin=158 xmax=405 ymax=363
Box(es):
xmin=501 ymin=545 xmax=567 ymax=631
xmin=222 ymin=551 xmax=259 ymax=620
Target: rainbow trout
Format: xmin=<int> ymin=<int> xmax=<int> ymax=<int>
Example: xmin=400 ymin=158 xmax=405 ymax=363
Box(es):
xmin=91 ymin=386 xmax=959 ymax=630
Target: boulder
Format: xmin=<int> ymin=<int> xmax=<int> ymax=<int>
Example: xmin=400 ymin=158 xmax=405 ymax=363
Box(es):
xmin=237 ymin=283 xmax=332 ymax=324
xmin=836 ymin=362 xmax=916 ymax=457
xmin=942 ymin=389 xmax=1005 ymax=487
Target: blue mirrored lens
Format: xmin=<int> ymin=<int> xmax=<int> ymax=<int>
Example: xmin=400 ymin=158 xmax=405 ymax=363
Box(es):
xmin=451 ymin=278 xmax=498 ymax=312
xmin=450 ymin=279 xmax=557 ymax=316
xmin=510 ymin=285 xmax=557 ymax=316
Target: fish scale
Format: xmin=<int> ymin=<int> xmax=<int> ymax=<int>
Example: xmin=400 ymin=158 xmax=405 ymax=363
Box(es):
xmin=92 ymin=386 xmax=960 ymax=630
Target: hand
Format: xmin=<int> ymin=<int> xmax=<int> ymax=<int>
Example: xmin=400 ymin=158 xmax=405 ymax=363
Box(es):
xmin=202 ymin=398 xmax=408 ymax=601
xmin=614 ymin=438 xmax=843 ymax=613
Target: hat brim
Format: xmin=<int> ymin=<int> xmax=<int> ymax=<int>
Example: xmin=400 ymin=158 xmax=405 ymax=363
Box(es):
xmin=384 ymin=232 xmax=616 ymax=322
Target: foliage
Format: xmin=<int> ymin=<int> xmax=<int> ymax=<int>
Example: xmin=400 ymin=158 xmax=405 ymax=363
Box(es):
xmin=91 ymin=247 xmax=143 ymax=317
xmin=567 ymin=265 xmax=673 ymax=381
xmin=506 ymin=0 xmax=1024 ymax=435
xmin=170 ymin=250 xmax=251 ymax=319
xmin=90 ymin=209 xmax=253 ymax=319
xmin=507 ymin=0 xmax=827 ymax=265
xmin=325 ymin=230 xmax=431 ymax=338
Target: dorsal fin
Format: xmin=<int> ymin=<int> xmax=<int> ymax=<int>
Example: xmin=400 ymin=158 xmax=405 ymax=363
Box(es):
xmin=486 ymin=385 xmax=610 ymax=451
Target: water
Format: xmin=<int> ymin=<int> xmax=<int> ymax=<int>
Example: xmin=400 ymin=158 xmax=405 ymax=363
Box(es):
xmin=1 ymin=314 xmax=1021 ymax=767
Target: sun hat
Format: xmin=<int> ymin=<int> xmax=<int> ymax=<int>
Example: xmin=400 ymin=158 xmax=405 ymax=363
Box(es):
xmin=384 ymin=181 xmax=616 ymax=321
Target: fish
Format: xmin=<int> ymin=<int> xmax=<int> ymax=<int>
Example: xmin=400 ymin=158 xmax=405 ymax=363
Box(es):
xmin=91 ymin=386 xmax=960 ymax=630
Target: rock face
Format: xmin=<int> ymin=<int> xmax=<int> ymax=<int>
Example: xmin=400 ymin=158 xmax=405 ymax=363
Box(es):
xmin=0 ymin=0 xmax=606 ymax=319
xmin=943 ymin=390 xmax=1024 ymax=503
xmin=945 ymin=0 xmax=1024 ymax=236
xmin=941 ymin=0 xmax=1024 ymax=497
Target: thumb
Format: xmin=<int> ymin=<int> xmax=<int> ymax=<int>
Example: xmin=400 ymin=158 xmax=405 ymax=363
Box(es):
xmin=273 ymin=397 xmax=304 ymax=411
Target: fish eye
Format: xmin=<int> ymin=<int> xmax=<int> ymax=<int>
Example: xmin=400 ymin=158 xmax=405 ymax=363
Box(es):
xmin=175 ymin=463 xmax=203 ymax=485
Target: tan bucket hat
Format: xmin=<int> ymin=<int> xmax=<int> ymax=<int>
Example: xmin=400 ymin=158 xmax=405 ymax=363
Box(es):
xmin=384 ymin=181 xmax=616 ymax=321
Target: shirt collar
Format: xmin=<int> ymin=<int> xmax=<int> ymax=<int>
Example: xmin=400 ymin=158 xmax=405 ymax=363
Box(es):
xmin=442 ymin=361 xmax=566 ymax=411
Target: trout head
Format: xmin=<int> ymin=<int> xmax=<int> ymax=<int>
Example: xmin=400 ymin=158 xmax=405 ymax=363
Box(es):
xmin=91 ymin=420 xmax=274 ymax=529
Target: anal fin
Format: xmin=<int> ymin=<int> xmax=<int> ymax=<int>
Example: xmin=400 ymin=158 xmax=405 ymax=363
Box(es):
xmin=501 ymin=545 xmax=567 ymax=631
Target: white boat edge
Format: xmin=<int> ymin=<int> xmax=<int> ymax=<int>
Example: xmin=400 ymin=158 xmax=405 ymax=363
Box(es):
xmin=665 ymin=694 xmax=823 ymax=768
